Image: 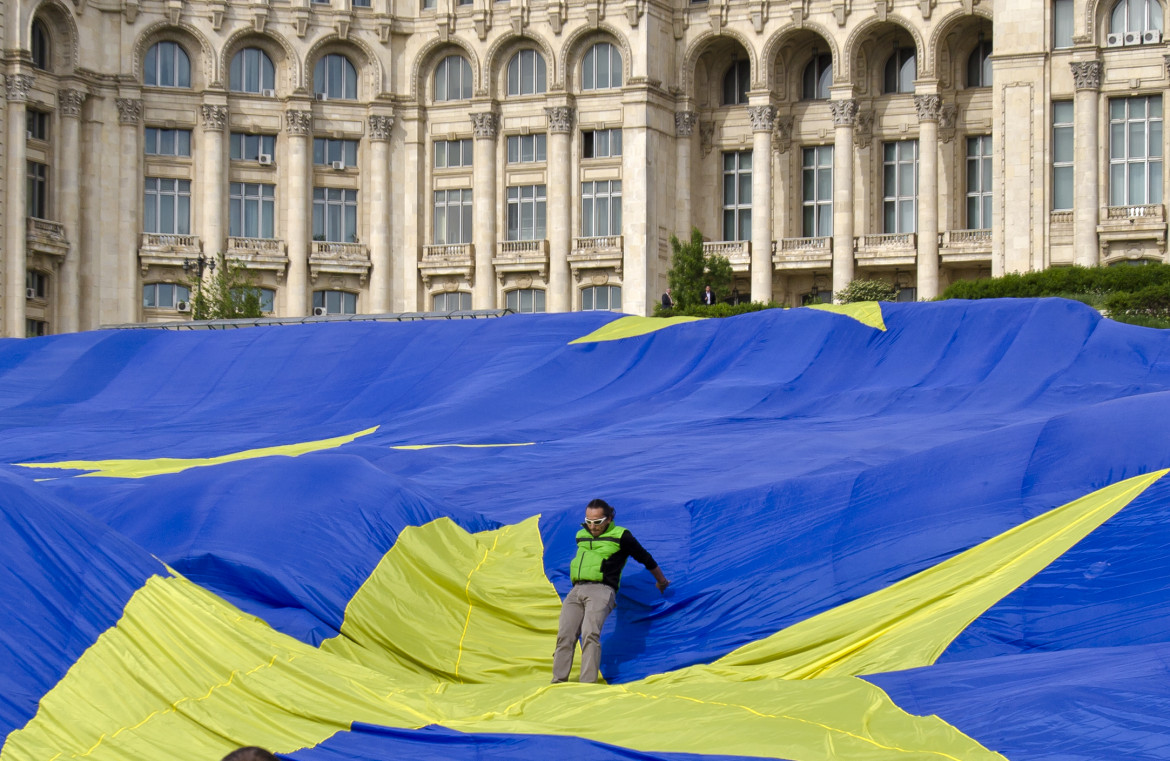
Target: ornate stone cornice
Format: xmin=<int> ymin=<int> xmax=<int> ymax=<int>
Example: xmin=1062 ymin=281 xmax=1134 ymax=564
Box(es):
xmin=58 ymin=88 xmax=86 ymax=117
xmin=675 ymin=110 xmax=697 ymax=137
xmin=368 ymin=114 xmax=395 ymax=141
xmin=470 ymin=111 xmax=499 ymax=139
xmin=201 ymin=104 xmax=228 ymax=132
xmin=748 ymin=104 xmax=776 ymax=133
xmin=285 ymin=109 xmax=313 ymax=136
xmin=115 ymin=98 xmax=143 ymax=124
xmin=829 ymin=98 xmax=857 ymax=127
xmin=544 ymin=106 xmax=574 ymax=134
xmin=1070 ymin=60 xmax=1102 ymax=90
xmin=5 ymin=73 xmax=34 ymax=102
xmin=914 ymin=94 xmax=942 ymax=123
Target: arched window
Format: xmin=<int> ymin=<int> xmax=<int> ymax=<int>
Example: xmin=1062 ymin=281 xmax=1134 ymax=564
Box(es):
xmin=230 ymin=48 xmax=276 ymax=93
xmin=883 ymin=47 xmax=916 ymax=94
xmin=507 ymin=49 xmax=547 ymax=96
xmin=802 ymin=53 xmax=832 ymax=100
xmin=314 ymin=54 xmax=357 ymax=100
xmin=433 ymin=292 xmax=472 ymax=312
xmin=967 ymin=40 xmax=992 ymax=88
xmin=722 ymin=59 xmax=750 ymax=105
xmin=1110 ymin=0 xmax=1164 ymax=34
xmin=434 ymin=55 xmax=472 ymax=101
xmin=144 ymin=41 xmax=192 ymax=88
xmin=31 ymin=20 xmax=50 ymax=71
xmin=582 ymin=42 xmax=622 ymax=91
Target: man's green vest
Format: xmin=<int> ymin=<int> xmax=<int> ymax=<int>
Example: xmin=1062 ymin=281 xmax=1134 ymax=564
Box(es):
xmin=571 ymin=523 xmax=627 ymax=584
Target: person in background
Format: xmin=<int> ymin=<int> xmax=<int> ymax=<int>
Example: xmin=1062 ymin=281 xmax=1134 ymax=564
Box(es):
xmin=661 ymin=288 xmax=675 ymax=309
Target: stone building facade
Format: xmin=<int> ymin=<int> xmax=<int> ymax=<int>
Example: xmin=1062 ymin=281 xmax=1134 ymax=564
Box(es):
xmin=1 ymin=0 xmax=1167 ymax=335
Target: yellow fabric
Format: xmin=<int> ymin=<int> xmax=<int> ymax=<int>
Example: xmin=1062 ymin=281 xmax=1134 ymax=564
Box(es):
xmin=13 ymin=472 xmax=1163 ymax=761
xmin=570 ymin=316 xmax=703 ymax=344
xmin=12 ymin=427 xmax=379 ymax=478
xmin=806 ymin=302 xmax=887 ymax=331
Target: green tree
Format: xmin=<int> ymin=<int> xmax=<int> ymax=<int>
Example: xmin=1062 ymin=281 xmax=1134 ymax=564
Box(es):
xmin=835 ymin=279 xmax=898 ymax=303
xmin=187 ymin=253 xmax=265 ymax=320
xmin=665 ymin=228 xmax=735 ymax=309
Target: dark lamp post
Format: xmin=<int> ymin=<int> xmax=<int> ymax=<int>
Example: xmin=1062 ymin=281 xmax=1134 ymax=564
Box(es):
xmin=183 ymin=253 xmax=216 ymax=279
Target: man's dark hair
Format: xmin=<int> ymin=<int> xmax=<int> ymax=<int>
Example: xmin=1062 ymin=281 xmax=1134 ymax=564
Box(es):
xmin=222 ymin=748 xmax=280 ymax=761
xmin=587 ymin=498 xmax=614 ymax=518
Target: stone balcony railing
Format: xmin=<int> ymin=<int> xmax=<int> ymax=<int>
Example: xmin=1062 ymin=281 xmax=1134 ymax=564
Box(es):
xmin=773 ymin=236 xmax=832 ymax=270
xmin=26 ymin=217 xmax=69 ymax=259
xmin=310 ymin=240 xmax=371 ymax=284
xmin=703 ymin=240 xmax=751 ymax=272
xmin=419 ymin=243 xmax=475 ymax=289
xmin=226 ymin=237 xmax=288 ymax=275
xmin=493 ymin=239 xmax=549 ymax=277
xmin=138 ymin=232 xmax=202 ymax=274
xmin=1050 ymin=210 xmax=1074 ymax=226
xmin=568 ymin=235 xmax=623 ymax=275
xmin=1099 ymin=204 xmax=1166 ymax=260
xmin=855 ymin=232 xmax=917 ymax=265
xmin=939 ymin=229 xmax=992 ymax=264
xmin=1103 ymin=203 xmax=1164 ymax=222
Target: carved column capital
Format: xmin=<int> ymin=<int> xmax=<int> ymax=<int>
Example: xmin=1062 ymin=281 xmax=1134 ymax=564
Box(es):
xmin=285 ymin=109 xmax=313 ymax=136
xmin=544 ymin=105 xmax=575 ymax=133
xmin=5 ymin=73 xmax=35 ymax=102
xmin=914 ymin=94 xmax=942 ymax=122
xmin=748 ymin=104 xmax=776 ymax=133
xmin=675 ymin=110 xmax=697 ymax=137
xmin=201 ymin=103 xmax=228 ymax=132
xmin=1070 ymin=60 xmax=1102 ymax=90
xmin=368 ymin=113 xmax=395 ymax=140
xmin=829 ymin=98 xmax=857 ymax=127
xmin=470 ymin=111 xmax=499 ymax=139
xmin=115 ymin=98 xmax=143 ymax=124
xmin=58 ymin=88 xmax=87 ymax=117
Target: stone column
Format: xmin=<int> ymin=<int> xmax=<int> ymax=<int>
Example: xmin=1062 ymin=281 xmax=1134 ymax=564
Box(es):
xmin=367 ymin=112 xmax=394 ymax=312
xmin=1071 ymin=60 xmax=1102 ymax=267
xmin=116 ymin=97 xmax=142 ymax=324
xmin=57 ymin=88 xmax=86 ymax=334
xmin=545 ymin=105 xmax=574 ymax=312
xmin=915 ymin=95 xmax=941 ymax=300
xmin=829 ymin=98 xmax=857 ymax=295
xmin=748 ymin=104 xmax=775 ymax=303
xmin=201 ymin=102 xmax=228 ymax=260
xmin=675 ymin=111 xmax=696 ymax=237
xmin=470 ymin=111 xmax=499 ymax=309
xmin=4 ymin=74 xmax=33 ymax=337
xmin=284 ymin=108 xmax=312 ymax=316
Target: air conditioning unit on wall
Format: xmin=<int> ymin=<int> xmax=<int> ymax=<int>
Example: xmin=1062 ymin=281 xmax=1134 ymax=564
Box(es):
xmin=258 ymin=153 xmax=273 ymax=165
xmin=331 ymin=160 xmax=345 ymax=170
xmin=1143 ymin=30 xmax=1163 ymax=44
xmin=261 ymin=88 xmax=277 ymax=98
xmin=1124 ymin=31 xmax=1141 ymax=45
xmin=315 ymin=92 xmax=328 ymax=102
xmin=26 ymin=288 xmax=37 ymax=299
xmin=176 ymin=301 xmax=191 ymax=313
xmin=1106 ymin=32 xmax=1125 ymax=47
xmin=313 ymin=306 xmax=327 ymax=316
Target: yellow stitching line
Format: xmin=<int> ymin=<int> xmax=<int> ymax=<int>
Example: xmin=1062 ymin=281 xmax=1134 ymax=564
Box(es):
xmin=453 ymin=529 xmax=505 ymax=683
xmin=614 ymin=685 xmax=968 ymax=761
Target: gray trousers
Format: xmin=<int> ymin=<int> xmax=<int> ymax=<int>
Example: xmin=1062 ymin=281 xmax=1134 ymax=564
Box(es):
xmin=551 ymin=582 xmax=616 ymax=683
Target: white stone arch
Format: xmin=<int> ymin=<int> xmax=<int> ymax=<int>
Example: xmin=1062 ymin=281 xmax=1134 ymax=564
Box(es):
xmin=841 ymin=15 xmax=924 ymax=92
xmin=560 ymin=24 xmax=633 ymax=92
xmin=26 ymin=0 xmax=80 ymax=73
xmin=220 ymin=28 xmax=300 ymax=94
xmin=133 ymin=21 xmax=215 ymax=88
xmin=484 ymin=31 xmax=557 ymax=99
xmin=410 ymin=36 xmax=481 ymax=103
xmin=759 ymin=23 xmax=839 ymax=102
xmin=927 ymin=5 xmax=994 ymax=86
xmin=680 ymin=29 xmax=758 ymax=100
xmin=303 ymin=34 xmax=386 ymax=99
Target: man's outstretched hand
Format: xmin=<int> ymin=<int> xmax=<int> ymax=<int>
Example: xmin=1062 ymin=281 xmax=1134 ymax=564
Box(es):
xmin=656 ymin=578 xmax=671 ymax=594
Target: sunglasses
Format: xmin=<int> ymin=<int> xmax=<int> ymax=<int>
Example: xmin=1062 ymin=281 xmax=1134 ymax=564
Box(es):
xmin=583 ymin=517 xmax=608 ymax=526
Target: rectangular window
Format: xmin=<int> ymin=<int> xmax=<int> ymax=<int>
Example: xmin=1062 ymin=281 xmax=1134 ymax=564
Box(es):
xmin=352 ymin=0 xmax=371 ymax=6
xmin=966 ymin=136 xmax=993 ymax=229
xmin=1109 ymin=95 xmax=1163 ymax=206
xmin=229 ymin=182 xmax=276 ymax=239
xmin=313 ymin=138 xmax=359 ymax=167
xmin=143 ymin=178 xmax=192 ymax=234
xmin=581 ymin=180 xmax=622 ymax=237
xmin=802 ymin=145 xmax=833 ymax=237
xmin=231 ymin=133 xmax=277 ymax=161
xmin=506 ymin=134 xmax=547 ymax=164
xmin=506 ymin=185 xmax=547 ymax=240
xmin=26 ymin=161 xmax=49 ymax=219
xmin=583 ymin=128 xmax=622 ymax=159
xmin=313 ymin=290 xmax=358 ymax=314
xmin=882 ymin=140 xmax=918 ymax=233
xmin=26 ymin=270 xmax=48 ymax=298
xmin=422 ymin=0 xmax=436 ymax=8
xmin=1053 ymin=0 xmax=1074 ymax=49
xmin=433 ymin=188 xmax=473 ymax=244
xmin=1052 ymin=101 xmax=1075 ymax=211
xmin=145 ymin=128 xmax=193 ymax=157
xmin=142 ymin=283 xmax=190 ymax=309
xmin=26 ymin=319 xmax=48 ymax=337
xmin=722 ymin=151 xmax=752 ymax=241
xmin=26 ymin=111 xmax=50 ymax=141
xmin=434 ymin=138 xmax=473 ymax=168
xmin=312 ymin=187 xmax=358 ymax=242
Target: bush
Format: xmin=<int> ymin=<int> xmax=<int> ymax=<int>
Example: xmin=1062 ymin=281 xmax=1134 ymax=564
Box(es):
xmin=654 ymin=301 xmax=783 ymax=318
xmin=666 ymin=228 xmax=734 ymax=308
xmin=940 ymin=263 xmax=1170 ymax=302
xmin=835 ymin=279 xmax=897 ymax=303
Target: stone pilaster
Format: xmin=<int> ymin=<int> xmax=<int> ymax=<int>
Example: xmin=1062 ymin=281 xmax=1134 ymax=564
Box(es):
xmin=748 ymin=105 xmax=776 ymax=303
xmin=915 ymin=94 xmax=941 ymax=300
xmin=284 ymin=108 xmax=313 ymax=316
xmin=1071 ymin=60 xmax=1102 ymax=267
xmin=545 ymin=106 xmax=574 ymax=311
xmin=201 ymin=103 xmax=228 ymax=260
xmin=675 ymin=111 xmax=697 ymax=237
xmin=367 ymin=112 xmax=395 ymax=312
xmin=57 ymin=88 xmax=87 ymax=334
xmin=116 ymin=98 xmax=142 ymax=324
xmin=470 ymin=111 xmax=499 ymax=308
xmin=4 ymin=75 xmax=34 ymax=336
xmin=830 ymin=98 xmax=857 ymax=294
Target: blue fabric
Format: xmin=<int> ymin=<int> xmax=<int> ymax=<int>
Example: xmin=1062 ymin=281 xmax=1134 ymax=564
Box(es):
xmin=3 ymin=298 xmax=1170 ymax=760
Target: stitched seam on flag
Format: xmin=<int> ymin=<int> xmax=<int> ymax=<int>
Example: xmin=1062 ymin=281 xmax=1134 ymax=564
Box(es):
xmin=453 ymin=530 xmax=503 ymax=683
xmin=614 ymin=685 xmax=966 ymax=761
